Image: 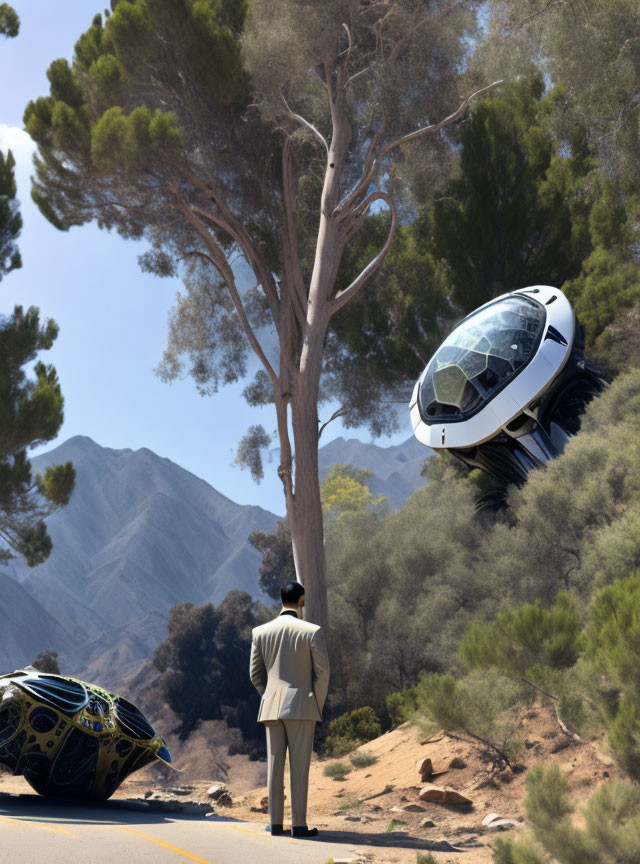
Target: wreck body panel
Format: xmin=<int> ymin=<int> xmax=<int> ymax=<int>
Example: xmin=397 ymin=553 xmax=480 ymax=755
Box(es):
xmin=0 ymin=667 xmax=171 ymax=799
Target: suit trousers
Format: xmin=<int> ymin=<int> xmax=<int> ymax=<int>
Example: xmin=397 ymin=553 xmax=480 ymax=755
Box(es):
xmin=264 ymin=719 xmax=316 ymax=827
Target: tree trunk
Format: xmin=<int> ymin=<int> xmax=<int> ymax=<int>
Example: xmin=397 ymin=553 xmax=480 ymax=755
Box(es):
xmin=288 ymin=366 xmax=329 ymax=633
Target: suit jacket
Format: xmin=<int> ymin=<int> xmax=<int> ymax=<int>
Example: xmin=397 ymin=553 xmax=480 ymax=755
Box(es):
xmin=249 ymin=611 xmax=330 ymax=723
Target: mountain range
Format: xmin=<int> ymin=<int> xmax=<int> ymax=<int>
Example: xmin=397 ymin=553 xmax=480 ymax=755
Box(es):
xmin=1 ymin=433 xmax=431 ymax=687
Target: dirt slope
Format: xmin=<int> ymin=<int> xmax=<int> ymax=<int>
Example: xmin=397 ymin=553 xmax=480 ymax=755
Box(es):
xmin=1 ymin=704 xmax=625 ymax=864
xmin=231 ymin=705 xmax=624 ymax=863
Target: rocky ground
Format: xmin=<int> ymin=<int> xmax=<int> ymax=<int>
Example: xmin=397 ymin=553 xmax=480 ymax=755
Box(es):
xmin=0 ymin=705 xmax=623 ymax=864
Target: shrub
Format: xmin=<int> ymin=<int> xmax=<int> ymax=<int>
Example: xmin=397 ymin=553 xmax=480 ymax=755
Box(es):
xmin=413 ymin=669 xmax=526 ymax=767
xmin=323 ymin=761 xmax=350 ymax=781
xmin=349 ymin=750 xmax=378 ymax=769
xmin=386 ymin=688 xmax=419 ymax=727
xmin=492 ymin=765 xmax=640 ymax=863
xmin=325 ymin=706 xmax=382 ymax=757
xmin=338 ymin=798 xmax=361 ymax=810
xmin=417 ymin=855 xmax=437 ymax=864
xmin=585 ymin=574 xmax=640 ymax=780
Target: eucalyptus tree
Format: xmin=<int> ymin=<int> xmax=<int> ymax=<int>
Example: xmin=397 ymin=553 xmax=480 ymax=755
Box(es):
xmin=24 ymin=0 xmax=501 ymax=629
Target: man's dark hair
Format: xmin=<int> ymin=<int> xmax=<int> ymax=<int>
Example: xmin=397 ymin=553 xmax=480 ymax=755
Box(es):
xmin=281 ymin=581 xmax=305 ymax=604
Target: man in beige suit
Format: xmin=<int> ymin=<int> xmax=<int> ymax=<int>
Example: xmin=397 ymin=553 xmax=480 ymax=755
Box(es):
xmin=250 ymin=580 xmax=330 ymax=838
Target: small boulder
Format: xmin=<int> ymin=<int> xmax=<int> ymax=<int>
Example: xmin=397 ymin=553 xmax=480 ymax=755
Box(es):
xmin=421 ymin=819 xmax=436 ymax=828
xmin=250 ymin=795 xmax=269 ymax=813
xmin=482 ymin=813 xmax=502 ymax=826
xmin=416 ymin=757 xmax=434 ymax=778
xmin=419 ymin=784 xmax=472 ymax=806
xmin=487 ymin=819 xmax=522 ymax=831
xmin=403 ymin=803 xmax=427 ymax=813
xmin=482 ymin=813 xmax=521 ymax=831
xmin=207 ymin=783 xmax=229 ymax=801
xmin=217 ymin=792 xmax=233 ymax=807
xmin=449 ymin=757 xmax=467 ymax=769
xmin=167 ymin=785 xmax=194 ymax=796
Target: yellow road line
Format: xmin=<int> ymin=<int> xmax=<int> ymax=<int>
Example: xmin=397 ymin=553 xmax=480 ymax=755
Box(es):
xmin=119 ymin=826 xmax=217 ymax=863
xmin=2 ymin=816 xmax=78 ymax=837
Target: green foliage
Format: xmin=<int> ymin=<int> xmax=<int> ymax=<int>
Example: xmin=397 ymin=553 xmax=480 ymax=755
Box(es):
xmin=0 ymin=149 xmax=22 ymax=279
xmin=386 ymin=688 xmax=419 ymax=728
xmin=386 ymin=819 xmax=408 ymax=833
xmin=338 ymin=797 xmax=361 ymax=810
xmin=324 ymin=707 xmax=382 ymax=757
xmin=563 ymin=190 xmax=640 ymax=350
xmin=321 ymin=463 xmax=384 ymax=523
xmin=0 ymin=307 xmax=75 ymax=566
xmin=248 ymin=519 xmax=295 ymax=602
xmin=422 ymin=75 xmax=593 ymax=312
xmin=349 ymin=750 xmax=378 ymax=769
xmin=328 ymin=215 xmax=453 ymax=434
xmin=153 ymin=590 xmax=269 ymax=744
xmin=585 ymin=575 xmax=640 ymax=779
xmin=322 ymin=761 xmax=350 ymax=781
xmin=413 ymin=669 xmax=526 ymax=766
xmin=460 ymin=593 xmax=583 ymax=678
xmin=492 ymin=766 xmax=640 ymax=864
xmin=32 ymin=650 xmax=60 ymax=675
xmin=0 ymin=3 xmax=18 ymax=38
xmin=232 ymin=425 xmax=272 ymax=483
xmin=417 ymin=855 xmax=437 ymax=864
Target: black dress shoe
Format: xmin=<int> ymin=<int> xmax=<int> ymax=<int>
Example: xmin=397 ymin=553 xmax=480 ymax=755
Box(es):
xmin=270 ymin=824 xmax=287 ymax=836
xmin=291 ymin=826 xmax=318 ymax=838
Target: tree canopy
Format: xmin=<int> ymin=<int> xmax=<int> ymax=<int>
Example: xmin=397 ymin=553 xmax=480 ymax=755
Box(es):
xmin=0 ymin=149 xmax=22 ymax=279
xmin=0 ymin=307 xmax=75 ymax=566
xmin=25 ymin=0 xmax=504 ymax=628
xmin=152 ymin=590 xmax=269 ymax=746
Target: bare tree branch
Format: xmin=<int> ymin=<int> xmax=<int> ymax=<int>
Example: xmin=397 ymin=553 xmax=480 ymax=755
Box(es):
xmin=171 ymin=161 xmax=282 ymax=332
xmin=281 ymin=92 xmax=329 ymax=154
xmin=338 ymin=80 xmax=503 ymax=216
xmin=174 ymin=193 xmax=279 ymax=385
xmin=318 ymin=406 xmax=349 ymax=439
xmin=329 ymin=191 xmax=396 ymax=318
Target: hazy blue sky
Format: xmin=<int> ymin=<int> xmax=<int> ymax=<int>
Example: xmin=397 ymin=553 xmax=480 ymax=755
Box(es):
xmin=0 ymin=1 xmax=414 ymax=516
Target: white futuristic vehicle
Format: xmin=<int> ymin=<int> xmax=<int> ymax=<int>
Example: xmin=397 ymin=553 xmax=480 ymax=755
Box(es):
xmin=410 ymin=286 xmax=605 ymax=487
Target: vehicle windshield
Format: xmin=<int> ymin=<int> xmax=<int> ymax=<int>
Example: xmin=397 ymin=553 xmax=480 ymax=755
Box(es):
xmin=418 ymin=295 xmax=546 ymax=421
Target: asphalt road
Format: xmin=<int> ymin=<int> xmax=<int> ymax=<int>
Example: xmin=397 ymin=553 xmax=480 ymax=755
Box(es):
xmin=0 ymin=793 xmax=361 ymax=864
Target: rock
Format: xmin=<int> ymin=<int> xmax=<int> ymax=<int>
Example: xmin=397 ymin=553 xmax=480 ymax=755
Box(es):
xmin=128 ymin=793 xmax=211 ymax=815
xmin=216 ymin=792 xmax=233 ymax=807
xmin=250 ymin=795 xmax=269 ymax=813
xmin=182 ymin=802 xmax=212 ymax=815
xmin=498 ymin=770 xmax=513 ymax=784
xmin=487 ymin=819 xmax=522 ymax=831
xmin=449 ymin=757 xmax=467 ymax=769
xmin=207 ymin=783 xmax=230 ymax=800
xmin=482 ymin=813 xmax=502 ymax=826
xmin=418 ymin=784 xmax=472 ymax=806
xmin=420 ymin=819 xmax=436 ymax=828
xmin=403 ymin=804 xmax=427 ymax=813
xmin=416 ymin=757 xmax=434 ymax=778
xmin=167 ymin=785 xmax=194 ymax=796
xmin=422 ymin=838 xmax=462 ymax=852
xmin=343 ymin=815 xmax=361 ymax=822
xmin=482 ymin=813 xmax=522 ymax=830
